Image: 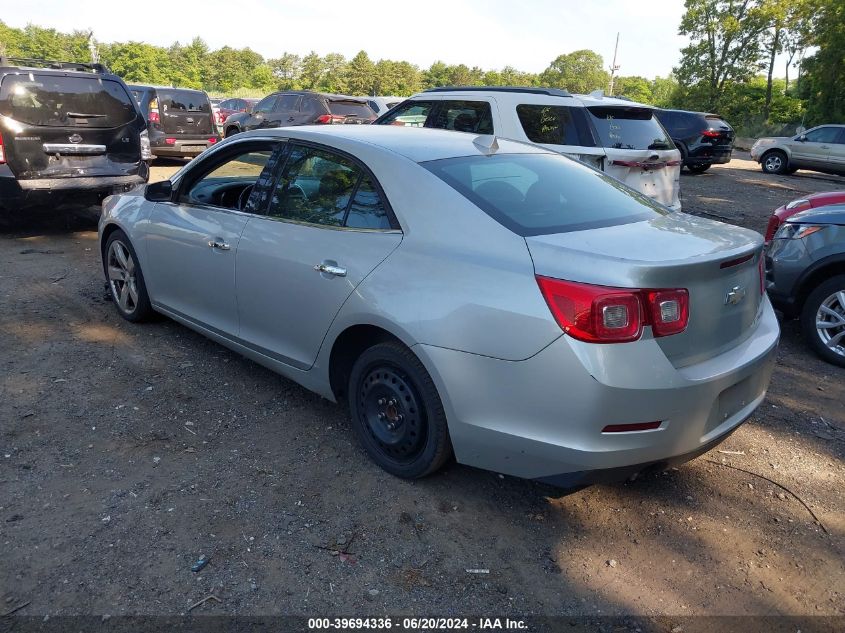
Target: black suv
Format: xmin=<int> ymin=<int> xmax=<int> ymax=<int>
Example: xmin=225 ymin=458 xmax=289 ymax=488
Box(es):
xmin=222 ymin=91 xmax=376 ymax=137
xmin=0 ymin=57 xmax=148 ymax=211
xmin=129 ymin=85 xmax=220 ymax=160
xmin=655 ymin=109 xmax=734 ymax=173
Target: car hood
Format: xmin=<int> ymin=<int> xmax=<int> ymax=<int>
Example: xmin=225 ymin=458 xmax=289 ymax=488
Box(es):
xmin=788 ymin=205 xmax=845 ymax=225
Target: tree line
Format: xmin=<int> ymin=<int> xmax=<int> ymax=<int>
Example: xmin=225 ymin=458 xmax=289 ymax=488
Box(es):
xmin=0 ymin=0 xmax=841 ymax=136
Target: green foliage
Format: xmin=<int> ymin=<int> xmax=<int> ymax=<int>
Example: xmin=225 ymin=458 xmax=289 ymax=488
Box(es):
xmin=539 ymin=50 xmax=609 ymax=94
xmin=798 ymin=0 xmax=845 ymax=126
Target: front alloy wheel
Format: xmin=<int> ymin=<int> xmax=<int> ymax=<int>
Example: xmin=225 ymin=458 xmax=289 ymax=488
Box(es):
xmin=104 ymin=230 xmax=153 ymax=322
xmin=801 ymin=275 xmax=845 ymax=367
xmin=762 ymin=151 xmax=788 ymax=175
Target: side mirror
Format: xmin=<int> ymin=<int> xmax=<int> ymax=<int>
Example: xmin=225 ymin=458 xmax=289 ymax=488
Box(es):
xmin=798 ymin=134 xmax=807 ymax=142
xmin=145 ymin=180 xmax=173 ymax=202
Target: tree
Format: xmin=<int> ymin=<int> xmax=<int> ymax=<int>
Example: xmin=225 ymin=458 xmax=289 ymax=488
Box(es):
xmin=346 ymin=50 xmax=375 ymax=95
xmin=650 ymin=76 xmax=681 ymax=107
xmin=612 ymin=76 xmax=653 ymax=103
xmin=268 ymin=53 xmax=302 ymax=89
xmin=100 ymin=42 xmax=172 ymax=84
xmin=798 ymin=0 xmax=845 ymax=125
xmin=539 ymin=50 xmax=609 ymax=93
xmin=299 ymin=51 xmax=324 ymax=90
xmin=674 ymin=0 xmax=771 ymax=110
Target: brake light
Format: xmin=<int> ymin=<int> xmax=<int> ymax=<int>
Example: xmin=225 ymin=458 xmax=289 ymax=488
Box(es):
xmin=536 ymin=277 xmax=689 ymax=343
xmin=315 ymin=114 xmax=346 ymax=124
xmin=701 ymin=129 xmax=721 ymax=138
xmin=208 ymin=137 xmax=217 ymax=144
xmin=165 ymin=138 xmax=176 ymax=145
xmin=0 ymin=130 xmax=5 ymax=164
xmin=764 ymin=215 xmax=781 ymax=242
xmin=148 ymin=110 xmax=160 ymax=125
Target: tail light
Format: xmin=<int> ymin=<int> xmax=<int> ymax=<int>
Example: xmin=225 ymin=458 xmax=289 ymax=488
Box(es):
xmin=148 ymin=110 xmax=160 ymax=125
xmin=701 ymin=129 xmax=721 ymax=138
xmin=0 ymin=130 xmax=5 ymax=164
xmin=759 ymin=256 xmax=766 ymax=295
xmin=165 ymin=138 xmax=176 ymax=145
xmin=208 ymin=137 xmax=217 ymax=144
xmin=315 ymin=114 xmax=346 ymax=124
xmin=764 ymin=214 xmax=781 ymax=242
xmin=536 ymin=277 xmax=689 ymax=343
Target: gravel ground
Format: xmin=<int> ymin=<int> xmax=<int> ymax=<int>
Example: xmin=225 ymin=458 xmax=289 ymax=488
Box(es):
xmin=0 ymin=154 xmax=843 ymax=619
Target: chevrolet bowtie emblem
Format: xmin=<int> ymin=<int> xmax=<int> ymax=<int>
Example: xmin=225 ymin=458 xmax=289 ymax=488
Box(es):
xmin=725 ymin=286 xmax=747 ymax=305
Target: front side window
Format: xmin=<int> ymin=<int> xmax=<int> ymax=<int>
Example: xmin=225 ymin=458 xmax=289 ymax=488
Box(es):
xmin=428 ymin=100 xmax=493 ymax=134
xmin=276 ymin=94 xmax=301 ymax=111
xmin=253 ymin=95 xmax=278 ymax=114
xmin=376 ymin=100 xmax=436 ymax=127
xmin=516 ymin=104 xmax=593 ymax=146
xmin=804 ymin=127 xmax=842 ymax=144
xmin=587 ymin=106 xmax=673 ymax=151
xmin=183 ymin=147 xmax=275 ymax=212
xmin=423 ymin=152 xmax=669 ymax=236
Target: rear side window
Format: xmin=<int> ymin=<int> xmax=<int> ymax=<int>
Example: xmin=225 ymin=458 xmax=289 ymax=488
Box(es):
xmin=428 ymin=100 xmax=493 ymax=134
xmin=158 ymin=89 xmax=210 ymax=113
xmin=326 ymin=100 xmax=375 ymax=118
xmin=301 ymin=96 xmax=324 ymax=115
xmin=0 ymin=74 xmax=137 ymax=128
xmin=345 ymin=177 xmax=391 ymax=230
xmin=423 ymin=153 xmax=669 ymax=236
xmin=588 ymin=106 xmax=673 ymax=151
xmin=276 ymin=94 xmax=301 ymax=110
xmin=376 ymin=101 xmax=435 ymax=127
xmin=516 ymin=104 xmax=594 ymax=146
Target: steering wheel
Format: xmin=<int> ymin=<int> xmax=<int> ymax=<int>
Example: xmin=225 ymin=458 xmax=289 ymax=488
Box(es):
xmin=237 ymin=184 xmax=255 ymax=211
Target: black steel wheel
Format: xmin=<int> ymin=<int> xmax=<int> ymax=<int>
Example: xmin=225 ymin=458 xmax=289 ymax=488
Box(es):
xmin=348 ymin=342 xmax=452 ymax=478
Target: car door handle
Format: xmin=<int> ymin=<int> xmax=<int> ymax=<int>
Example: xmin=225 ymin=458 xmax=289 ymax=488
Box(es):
xmin=314 ymin=262 xmax=347 ymax=277
xmin=288 ymin=116 xmax=295 ymax=122
xmin=208 ymin=239 xmax=230 ymax=251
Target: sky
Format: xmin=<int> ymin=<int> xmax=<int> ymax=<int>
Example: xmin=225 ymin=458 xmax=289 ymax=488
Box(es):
xmin=5 ymin=0 xmax=692 ymax=79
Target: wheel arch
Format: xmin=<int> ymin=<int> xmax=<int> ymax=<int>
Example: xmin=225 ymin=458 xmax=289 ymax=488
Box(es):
xmin=794 ymin=255 xmax=845 ymax=311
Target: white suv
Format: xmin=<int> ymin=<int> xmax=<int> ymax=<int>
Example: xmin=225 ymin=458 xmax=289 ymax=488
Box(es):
xmin=374 ymin=87 xmax=682 ymax=210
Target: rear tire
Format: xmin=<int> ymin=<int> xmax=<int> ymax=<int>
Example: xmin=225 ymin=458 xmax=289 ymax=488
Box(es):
xmin=800 ymin=275 xmax=845 ymax=368
xmin=687 ymin=163 xmax=711 ymax=174
xmin=761 ymin=150 xmax=789 ymax=175
xmin=103 ymin=229 xmax=153 ymax=323
xmin=347 ymin=341 xmax=452 ymax=479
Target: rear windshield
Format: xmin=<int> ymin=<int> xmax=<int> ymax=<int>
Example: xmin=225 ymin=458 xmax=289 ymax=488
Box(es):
xmin=423 ymin=153 xmax=670 ymax=236
xmin=705 ymin=115 xmax=732 ymax=130
xmin=0 ymin=74 xmax=137 ymax=128
xmin=327 ymin=100 xmax=375 ymax=118
xmin=587 ymin=106 xmax=673 ymax=151
xmin=158 ymin=89 xmax=210 ymax=113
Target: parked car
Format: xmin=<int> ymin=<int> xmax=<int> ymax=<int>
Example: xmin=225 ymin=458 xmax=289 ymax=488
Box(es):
xmin=222 ymin=91 xmax=376 ymax=137
xmin=751 ymin=124 xmax=845 ymax=176
xmin=360 ymin=96 xmax=403 ymax=116
xmin=764 ymin=191 xmax=845 ymax=243
xmin=129 ymin=85 xmax=220 ymax=160
xmin=766 ymin=205 xmax=845 ymax=366
xmin=99 ymin=125 xmax=778 ymax=486
xmin=215 ymin=97 xmax=259 ymax=126
xmin=374 ymin=86 xmax=682 ymax=210
xmin=0 ymin=57 xmax=149 ymax=212
xmin=655 ymin=109 xmax=734 ymax=173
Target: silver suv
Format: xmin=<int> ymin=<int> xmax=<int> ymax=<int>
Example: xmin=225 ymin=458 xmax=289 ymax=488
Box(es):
xmin=374 ymin=86 xmax=682 ymax=211
xmin=751 ymin=124 xmax=845 ymax=176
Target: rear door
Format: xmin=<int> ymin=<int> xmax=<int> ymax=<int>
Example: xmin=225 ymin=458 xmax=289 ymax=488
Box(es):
xmin=586 ymin=105 xmax=681 ymax=209
xmin=830 ymin=128 xmax=845 ymax=173
xmin=236 ymin=142 xmax=402 ymax=369
xmin=0 ymin=73 xmax=142 ymax=180
xmin=790 ymin=126 xmax=839 ymax=168
xmin=158 ymin=89 xmax=215 ymax=136
xmin=514 ymin=102 xmax=605 ymax=170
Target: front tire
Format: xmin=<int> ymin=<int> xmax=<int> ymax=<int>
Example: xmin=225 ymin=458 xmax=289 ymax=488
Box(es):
xmin=103 ymin=229 xmax=153 ymax=323
xmin=800 ymin=275 xmax=845 ymax=367
xmin=348 ymin=341 xmax=452 ymax=479
xmin=761 ymin=150 xmax=789 ymax=175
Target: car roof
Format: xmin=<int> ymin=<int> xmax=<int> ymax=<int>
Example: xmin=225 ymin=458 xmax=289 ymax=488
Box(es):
xmin=407 ymin=86 xmax=654 ymax=109
xmin=270 ymin=90 xmax=368 ymax=102
xmin=236 ymin=125 xmax=551 ymax=163
xmin=129 ymin=84 xmax=207 ymax=93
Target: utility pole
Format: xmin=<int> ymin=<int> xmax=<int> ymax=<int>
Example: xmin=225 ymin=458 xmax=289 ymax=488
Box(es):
xmin=608 ymin=32 xmax=620 ymax=96
xmin=87 ymin=31 xmax=99 ymax=64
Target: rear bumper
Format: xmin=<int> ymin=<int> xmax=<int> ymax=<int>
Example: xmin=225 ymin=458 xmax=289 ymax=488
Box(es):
xmin=415 ymin=297 xmax=779 ymax=484
xmin=687 ymin=148 xmax=733 ymax=165
xmin=150 ymin=136 xmax=220 ymax=157
xmin=0 ymin=167 xmax=147 ymax=210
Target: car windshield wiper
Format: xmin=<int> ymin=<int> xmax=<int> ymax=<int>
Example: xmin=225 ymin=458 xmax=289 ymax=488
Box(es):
xmin=648 ymin=142 xmax=672 ymax=150
xmin=66 ymin=112 xmax=106 ymax=118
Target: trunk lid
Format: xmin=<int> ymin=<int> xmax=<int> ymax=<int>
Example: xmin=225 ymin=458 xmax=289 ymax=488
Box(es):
xmin=158 ymin=88 xmax=215 ymax=135
xmin=0 ymin=72 xmax=142 ymax=180
xmin=526 ymin=213 xmax=764 ymax=367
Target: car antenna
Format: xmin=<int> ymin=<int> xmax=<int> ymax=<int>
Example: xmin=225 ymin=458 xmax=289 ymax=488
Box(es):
xmin=473 ymin=134 xmax=499 ymax=154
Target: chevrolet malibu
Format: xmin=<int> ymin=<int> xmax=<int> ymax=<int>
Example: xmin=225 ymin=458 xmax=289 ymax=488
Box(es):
xmin=98 ymin=126 xmax=779 ymax=487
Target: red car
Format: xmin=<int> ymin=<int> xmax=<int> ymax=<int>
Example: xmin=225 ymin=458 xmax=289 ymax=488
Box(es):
xmin=215 ymin=98 xmax=259 ymax=126
xmin=765 ymin=191 xmax=845 ymax=242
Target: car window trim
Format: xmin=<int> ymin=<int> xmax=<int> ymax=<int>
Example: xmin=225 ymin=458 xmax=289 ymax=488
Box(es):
xmin=258 ymin=138 xmax=402 ymax=232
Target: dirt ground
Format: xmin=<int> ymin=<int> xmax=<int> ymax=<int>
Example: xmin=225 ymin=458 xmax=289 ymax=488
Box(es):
xmin=1 ymin=154 xmax=843 ymax=620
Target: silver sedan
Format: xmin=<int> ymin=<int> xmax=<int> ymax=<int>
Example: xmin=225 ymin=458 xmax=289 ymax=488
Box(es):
xmin=98 ymin=126 xmax=779 ymax=487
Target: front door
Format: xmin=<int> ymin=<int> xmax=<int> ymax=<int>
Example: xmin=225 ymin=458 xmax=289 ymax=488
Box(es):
xmin=236 ymin=142 xmax=402 ymax=369
xmin=143 ymin=141 xmax=281 ymax=335
xmin=790 ymin=126 xmax=839 ymax=168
